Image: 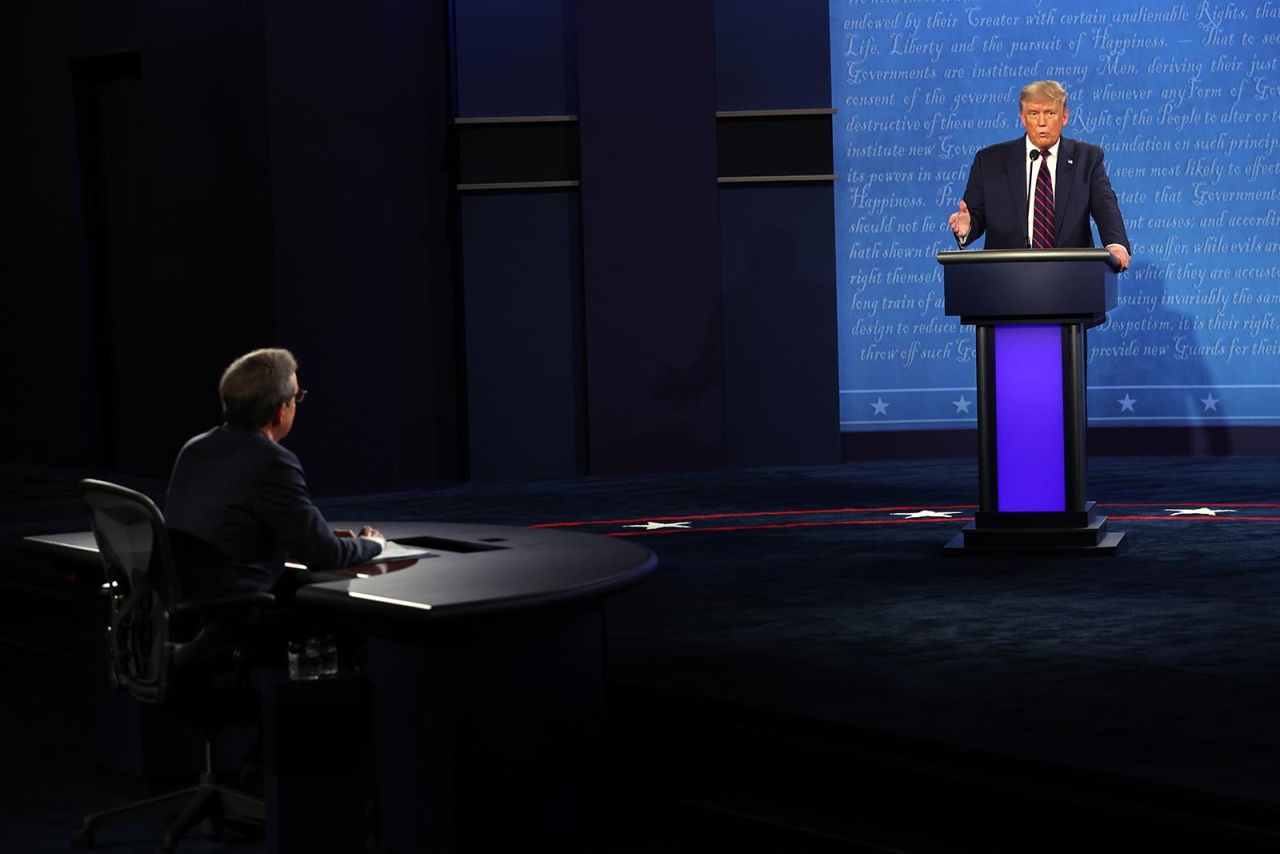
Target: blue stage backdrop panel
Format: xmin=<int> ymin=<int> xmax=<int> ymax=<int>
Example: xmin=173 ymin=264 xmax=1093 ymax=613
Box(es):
xmin=831 ymin=0 xmax=1280 ymax=432
xmin=452 ymin=0 xmax=577 ymax=117
xmin=715 ymin=0 xmax=840 ymax=467
xmin=461 ymin=192 xmax=586 ymax=480
xmin=715 ymin=0 xmax=831 ymax=111
xmin=721 ymin=185 xmax=842 ymax=467
xmin=577 ymin=0 xmax=724 ymax=474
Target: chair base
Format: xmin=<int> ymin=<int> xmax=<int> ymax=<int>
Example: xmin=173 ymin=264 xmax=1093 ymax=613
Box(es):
xmin=72 ymin=769 xmax=264 ymax=851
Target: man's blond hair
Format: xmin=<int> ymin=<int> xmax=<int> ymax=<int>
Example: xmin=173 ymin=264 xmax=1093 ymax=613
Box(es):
xmin=1020 ymin=80 xmax=1068 ymax=108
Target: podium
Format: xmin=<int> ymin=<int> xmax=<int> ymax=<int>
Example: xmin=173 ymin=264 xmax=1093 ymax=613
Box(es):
xmin=938 ymin=248 xmax=1125 ymax=554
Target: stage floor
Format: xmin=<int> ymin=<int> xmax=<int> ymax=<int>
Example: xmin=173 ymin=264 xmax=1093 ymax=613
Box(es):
xmin=310 ymin=455 xmax=1280 ymax=815
xmin=5 ymin=454 xmax=1280 ymax=849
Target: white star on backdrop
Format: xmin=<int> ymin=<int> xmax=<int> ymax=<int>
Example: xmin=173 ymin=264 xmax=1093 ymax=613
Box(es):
xmin=1200 ymin=393 xmax=1220 ymax=413
xmin=621 ymin=521 xmax=693 ymax=530
xmin=891 ymin=510 xmax=963 ymax=519
xmin=1164 ymin=507 xmax=1236 ymax=517
xmin=1118 ymin=393 xmax=1138 ymax=412
xmin=952 ymin=394 xmax=971 ymax=415
xmin=871 ymin=397 xmax=890 ymax=416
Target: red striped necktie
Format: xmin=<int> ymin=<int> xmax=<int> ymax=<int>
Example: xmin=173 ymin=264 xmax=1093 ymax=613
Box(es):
xmin=1032 ymin=148 xmax=1055 ymax=248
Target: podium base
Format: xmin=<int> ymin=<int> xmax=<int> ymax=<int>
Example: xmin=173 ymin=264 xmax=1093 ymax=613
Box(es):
xmin=944 ymin=513 xmax=1125 ymax=556
xmin=944 ymin=529 xmax=1125 ymax=555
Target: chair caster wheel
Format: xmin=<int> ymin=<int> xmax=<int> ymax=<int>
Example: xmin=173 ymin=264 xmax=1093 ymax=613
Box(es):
xmin=70 ymin=827 xmax=95 ymax=849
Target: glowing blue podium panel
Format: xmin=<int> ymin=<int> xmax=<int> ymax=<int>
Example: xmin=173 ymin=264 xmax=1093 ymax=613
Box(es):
xmin=995 ymin=325 xmax=1066 ymax=512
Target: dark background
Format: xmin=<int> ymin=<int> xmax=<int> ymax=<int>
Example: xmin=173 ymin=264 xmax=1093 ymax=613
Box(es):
xmin=11 ymin=5 xmax=1280 ymax=849
xmin=10 ymin=0 xmax=1263 ymax=497
xmin=9 ymin=0 xmax=839 ymax=493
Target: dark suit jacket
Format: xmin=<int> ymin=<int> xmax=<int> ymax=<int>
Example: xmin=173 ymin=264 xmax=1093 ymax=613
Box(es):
xmin=165 ymin=425 xmax=382 ymax=597
xmin=960 ymin=135 xmax=1129 ymax=251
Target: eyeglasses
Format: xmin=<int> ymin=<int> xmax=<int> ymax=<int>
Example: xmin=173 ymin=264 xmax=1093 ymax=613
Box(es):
xmin=293 ymin=388 xmax=308 ymax=405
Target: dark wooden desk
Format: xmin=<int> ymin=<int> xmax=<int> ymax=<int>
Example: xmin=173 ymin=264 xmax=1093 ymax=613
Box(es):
xmin=303 ymin=520 xmax=656 ymax=618
xmin=23 ymin=530 xmax=100 ymax=563
xmin=322 ymin=523 xmax=656 ymax=853
xmin=24 ymin=521 xmax=657 ymax=615
xmin=26 ymin=522 xmax=657 ymax=853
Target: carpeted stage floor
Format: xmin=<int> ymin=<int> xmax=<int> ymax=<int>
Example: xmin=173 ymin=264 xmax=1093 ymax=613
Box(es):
xmin=4 ymin=454 xmax=1280 ymax=851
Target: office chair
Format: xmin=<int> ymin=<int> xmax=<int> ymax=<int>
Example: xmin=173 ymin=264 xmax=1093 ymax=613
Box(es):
xmin=72 ymin=479 xmax=275 ymax=852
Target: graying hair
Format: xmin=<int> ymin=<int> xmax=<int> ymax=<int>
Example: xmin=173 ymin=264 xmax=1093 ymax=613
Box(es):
xmin=219 ymin=348 xmax=298 ymax=428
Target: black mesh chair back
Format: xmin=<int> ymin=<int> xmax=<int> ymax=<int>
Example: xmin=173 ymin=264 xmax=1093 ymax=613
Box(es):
xmin=74 ymin=478 xmax=272 ymax=851
xmin=80 ymin=478 xmax=183 ymax=704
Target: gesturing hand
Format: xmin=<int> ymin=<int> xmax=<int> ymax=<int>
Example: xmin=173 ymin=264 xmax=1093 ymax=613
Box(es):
xmin=948 ymin=199 xmax=971 ymax=241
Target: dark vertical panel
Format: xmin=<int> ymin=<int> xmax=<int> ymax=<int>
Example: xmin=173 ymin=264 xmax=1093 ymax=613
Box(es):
xmin=78 ymin=66 xmax=146 ymax=471
xmin=135 ymin=0 xmax=275 ymax=471
xmin=265 ymin=0 xmax=461 ymax=490
xmin=11 ymin=1 xmax=275 ymax=474
xmin=452 ymin=0 xmax=577 ymax=117
xmin=69 ymin=0 xmax=139 ymax=57
xmin=576 ymin=0 xmax=724 ymax=474
xmin=720 ymin=185 xmax=840 ymax=467
xmin=714 ymin=0 xmax=830 ymax=111
xmin=461 ymin=192 xmax=585 ymax=480
xmin=6 ymin=1 xmax=95 ymax=466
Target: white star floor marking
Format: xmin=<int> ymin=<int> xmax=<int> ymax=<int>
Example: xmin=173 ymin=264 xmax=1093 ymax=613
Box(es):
xmin=1164 ymin=507 xmax=1237 ymax=516
xmin=621 ymin=521 xmax=694 ymax=531
xmin=890 ymin=510 xmax=963 ymax=519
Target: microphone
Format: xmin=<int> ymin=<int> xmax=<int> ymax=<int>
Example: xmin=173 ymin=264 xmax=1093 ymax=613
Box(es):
xmin=1025 ymin=149 xmax=1039 ymax=249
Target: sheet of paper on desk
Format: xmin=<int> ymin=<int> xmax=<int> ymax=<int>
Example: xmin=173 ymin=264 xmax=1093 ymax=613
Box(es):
xmin=377 ymin=540 xmax=435 ymax=561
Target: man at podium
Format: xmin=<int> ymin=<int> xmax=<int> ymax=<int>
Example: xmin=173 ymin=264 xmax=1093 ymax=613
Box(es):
xmin=947 ymin=80 xmax=1131 ymax=272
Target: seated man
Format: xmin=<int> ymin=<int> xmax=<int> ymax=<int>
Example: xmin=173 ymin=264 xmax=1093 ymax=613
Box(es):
xmin=166 ymin=348 xmax=384 ymax=599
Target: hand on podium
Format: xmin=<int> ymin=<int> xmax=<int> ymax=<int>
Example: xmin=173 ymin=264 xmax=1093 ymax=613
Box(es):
xmin=1106 ymin=243 xmax=1131 ymax=272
